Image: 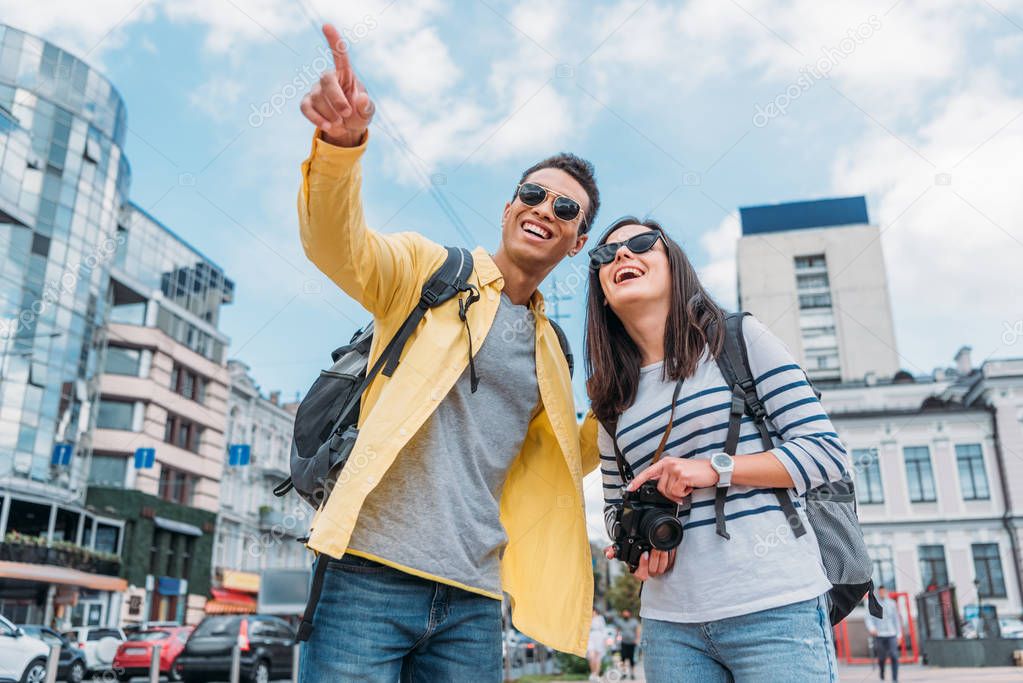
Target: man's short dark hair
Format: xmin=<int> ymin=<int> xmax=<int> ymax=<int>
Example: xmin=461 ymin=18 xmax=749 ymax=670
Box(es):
xmin=515 ymin=153 xmax=600 ymax=234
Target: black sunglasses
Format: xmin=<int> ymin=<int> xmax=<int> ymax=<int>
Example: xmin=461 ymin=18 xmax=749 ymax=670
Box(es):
xmin=516 ymin=182 xmax=584 ymax=225
xmin=588 ymin=231 xmax=665 ymax=268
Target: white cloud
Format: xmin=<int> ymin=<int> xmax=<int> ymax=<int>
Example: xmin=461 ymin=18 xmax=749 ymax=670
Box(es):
xmin=161 ymin=0 xmax=307 ymax=56
xmin=829 ymin=72 xmax=1023 ymax=369
xmin=188 ymin=78 xmax=244 ymax=122
xmin=0 ymin=0 xmax=158 ymax=63
xmin=698 ymin=216 xmax=741 ymax=309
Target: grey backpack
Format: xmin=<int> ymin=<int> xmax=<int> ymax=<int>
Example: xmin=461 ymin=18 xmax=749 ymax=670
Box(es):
xmin=714 ymin=312 xmax=882 ymax=625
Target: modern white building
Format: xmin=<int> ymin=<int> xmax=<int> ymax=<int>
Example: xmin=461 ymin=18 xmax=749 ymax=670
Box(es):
xmin=214 ymin=360 xmax=308 ymax=584
xmin=737 ymin=196 xmax=899 ymax=384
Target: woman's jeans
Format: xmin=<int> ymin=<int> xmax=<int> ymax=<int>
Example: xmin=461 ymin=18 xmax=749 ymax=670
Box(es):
xmin=299 ymin=554 xmax=503 ymax=683
xmin=642 ymin=595 xmax=838 ymax=682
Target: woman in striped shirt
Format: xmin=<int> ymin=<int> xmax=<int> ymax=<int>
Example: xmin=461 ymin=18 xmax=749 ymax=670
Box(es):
xmin=585 ymin=216 xmax=846 ymax=682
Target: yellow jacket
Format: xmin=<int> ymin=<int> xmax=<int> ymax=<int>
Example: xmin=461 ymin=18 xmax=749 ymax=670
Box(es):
xmin=297 ymin=133 xmax=601 ymax=656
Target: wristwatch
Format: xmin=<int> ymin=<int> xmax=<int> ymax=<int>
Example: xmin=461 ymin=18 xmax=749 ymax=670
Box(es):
xmin=710 ymin=452 xmax=734 ymax=488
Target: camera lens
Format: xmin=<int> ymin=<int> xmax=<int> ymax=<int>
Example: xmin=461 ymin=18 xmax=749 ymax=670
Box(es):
xmin=640 ymin=512 xmax=683 ymax=550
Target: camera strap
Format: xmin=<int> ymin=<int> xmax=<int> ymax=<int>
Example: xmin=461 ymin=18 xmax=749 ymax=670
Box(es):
xmin=603 ymin=376 xmax=685 ymax=484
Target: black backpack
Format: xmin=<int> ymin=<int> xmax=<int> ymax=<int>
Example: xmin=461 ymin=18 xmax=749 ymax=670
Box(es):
xmin=713 ymin=312 xmax=881 ymax=625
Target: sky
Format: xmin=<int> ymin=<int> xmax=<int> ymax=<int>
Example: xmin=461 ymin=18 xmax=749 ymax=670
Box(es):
xmin=4 ymin=0 xmax=1023 ymax=539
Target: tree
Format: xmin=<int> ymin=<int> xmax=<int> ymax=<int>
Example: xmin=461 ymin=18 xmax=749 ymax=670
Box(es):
xmin=606 ymin=571 xmax=641 ymax=615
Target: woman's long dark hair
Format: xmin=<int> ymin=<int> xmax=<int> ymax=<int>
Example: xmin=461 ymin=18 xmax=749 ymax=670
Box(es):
xmin=585 ymin=216 xmax=726 ymax=424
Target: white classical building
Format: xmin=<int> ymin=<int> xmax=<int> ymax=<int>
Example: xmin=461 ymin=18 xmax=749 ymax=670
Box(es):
xmin=214 ymin=360 xmax=309 ymax=578
xmin=825 ymin=348 xmax=1023 ymax=625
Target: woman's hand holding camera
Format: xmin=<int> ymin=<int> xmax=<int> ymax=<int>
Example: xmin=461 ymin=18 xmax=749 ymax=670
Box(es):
xmin=605 ymin=545 xmax=677 ymax=580
xmin=625 ymin=458 xmax=719 ymax=504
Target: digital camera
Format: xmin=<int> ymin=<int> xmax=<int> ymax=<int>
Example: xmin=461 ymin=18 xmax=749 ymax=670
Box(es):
xmin=610 ymin=481 xmax=684 ymax=573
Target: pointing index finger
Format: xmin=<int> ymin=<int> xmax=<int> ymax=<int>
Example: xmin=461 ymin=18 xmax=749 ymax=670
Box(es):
xmin=322 ymin=23 xmax=352 ymax=77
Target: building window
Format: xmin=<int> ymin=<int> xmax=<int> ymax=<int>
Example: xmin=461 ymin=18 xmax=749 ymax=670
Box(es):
xmin=796 ymin=272 xmax=830 ymax=289
xmin=6 ymin=499 xmax=52 ymax=538
xmin=94 ymin=523 xmax=121 ymax=554
xmin=955 ymin=444 xmax=990 ymax=501
xmin=918 ymin=545 xmax=949 ymax=590
xmin=96 ymin=399 xmax=135 ymax=431
xmin=158 ymin=467 xmax=196 ymax=505
xmin=170 ymin=363 xmax=206 ymax=403
xmin=794 ymin=254 xmax=827 ymax=270
xmin=971 ymin=543 xmax=1007 ymax=598
xmin=798 ymin=292 xmax=833 ymax=309
xmin=854 ymin=448 xmax=884 ymax=504
xmin=904 ymin=446 xmax=937 ymax=503
xmin=105 ymin=346 xmax=141 ymax=376
xmin=869 ymin=545 xmax=896 ymax=591
xmin=181 ymin=537 xmax=195 ymax=581
xmin=164 ymin=414 xmax=204 ymax=453
xmin=88 ymin=454 xmax=127 ymax=488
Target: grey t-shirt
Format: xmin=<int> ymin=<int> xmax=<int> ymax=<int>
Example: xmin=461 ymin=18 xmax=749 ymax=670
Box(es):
xmin=617 ymin=617 xmax=640 ymax=645
xmin=348 ymin=292 xmax=539 ymax=595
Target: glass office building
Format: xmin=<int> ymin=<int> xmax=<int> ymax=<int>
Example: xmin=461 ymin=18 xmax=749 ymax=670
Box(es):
xmin=0 ymin=25 xmax=131 ymax=625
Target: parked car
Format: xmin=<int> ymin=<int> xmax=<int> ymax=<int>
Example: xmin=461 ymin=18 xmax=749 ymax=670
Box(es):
xmin=174 ymin=616 xmax=295 ymax=683
xmin=112 ymin=626 xmax=193 ymax=682
xmin=15 ymin=627 xmax=87 ymax=683
xmin=999 ymin=617 xmax=1023 ymax=639
xmin=122 ymin=622 xmax=180 ymax=638
xmin=62 ymin=627 xmax=125 ymax=674
xmin=0 ymin=615 xmax=49 ymax=683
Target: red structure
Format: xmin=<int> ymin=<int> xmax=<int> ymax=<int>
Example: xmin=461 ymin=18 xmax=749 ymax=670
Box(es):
xmin=833 ymin=592 xmax=919 ymax=664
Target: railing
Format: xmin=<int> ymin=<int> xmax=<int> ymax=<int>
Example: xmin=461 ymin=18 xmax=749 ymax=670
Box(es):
xmin=258 ymin=508 xmax=285 ymax=529
xmin=0 ymin=534 xmax=122 ymax=575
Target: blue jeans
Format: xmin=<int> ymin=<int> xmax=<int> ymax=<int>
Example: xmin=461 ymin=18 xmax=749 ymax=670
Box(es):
xmin=642 ymin=595 xmax=838 ymax=682
xmin=299 ymin=555 xmax=503 ymax=682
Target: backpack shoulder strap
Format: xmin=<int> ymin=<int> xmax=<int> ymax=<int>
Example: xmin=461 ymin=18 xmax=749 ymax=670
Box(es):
xmin=713 ymin=312 xmax=806 ymax=540
xmin=547 ymin=318 xmax=574 ymax=378
xmin=381 ymin=246 xmax=475 ymax=377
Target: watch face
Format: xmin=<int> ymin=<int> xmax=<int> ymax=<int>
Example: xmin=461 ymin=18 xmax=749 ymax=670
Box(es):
xmin=712 ymin=453 xmax=732 ymax=469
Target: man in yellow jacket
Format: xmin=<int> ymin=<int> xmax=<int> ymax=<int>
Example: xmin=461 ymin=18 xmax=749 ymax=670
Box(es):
xmin=296 ymin=24 xmax=602 ymax=681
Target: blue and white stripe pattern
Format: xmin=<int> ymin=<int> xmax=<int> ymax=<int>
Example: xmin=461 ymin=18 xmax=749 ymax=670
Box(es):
xmin=599 ymin=315 xmax=846 ymax=623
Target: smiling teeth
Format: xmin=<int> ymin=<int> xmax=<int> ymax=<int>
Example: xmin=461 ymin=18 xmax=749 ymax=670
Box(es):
xmin=524 ymin=222 xmax=551 ymax=239
xmin=615 ymin=267 xmax=643 ymax=283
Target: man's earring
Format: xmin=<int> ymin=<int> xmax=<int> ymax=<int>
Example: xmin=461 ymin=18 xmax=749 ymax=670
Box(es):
xmin=569 ymin=250 xmax=577 ymax=256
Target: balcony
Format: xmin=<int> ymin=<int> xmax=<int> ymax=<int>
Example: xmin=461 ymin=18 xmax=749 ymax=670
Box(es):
xmin=0 ymin=532 xmax=122 ymax=576
xmin=258 ymin=507 xmax=284 ymax=530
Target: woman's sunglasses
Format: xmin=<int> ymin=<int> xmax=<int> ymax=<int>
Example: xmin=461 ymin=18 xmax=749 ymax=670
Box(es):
xmin=516 ymin=182 xmax=584 ymax=224
xmin=588 ymin=231 xmax=665 ymax=269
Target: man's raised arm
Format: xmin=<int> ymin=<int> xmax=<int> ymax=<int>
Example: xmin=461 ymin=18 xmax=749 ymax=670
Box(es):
xmin=298 ymin=24 xmax=432 ymax=318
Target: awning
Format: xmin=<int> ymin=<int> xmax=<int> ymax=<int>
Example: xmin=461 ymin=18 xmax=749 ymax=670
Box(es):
xmin=204 ymin=600 xmax=255 ymax=615
xmin=221 ymin=570 xmax=260 ymax=593
xmin=153 ymin=516 xmax=202 ymax=537
xmin=206 ymin=588 xmax=256 ymax=614
xmin=0 ymin=561 xmax=127 ymax=592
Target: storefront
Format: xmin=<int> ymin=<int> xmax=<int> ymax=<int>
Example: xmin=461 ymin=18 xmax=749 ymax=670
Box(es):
xmin=0 ymin=491 xmax=126 ymax=628
xmin=205 ymin=570 xmax=259 ymax=615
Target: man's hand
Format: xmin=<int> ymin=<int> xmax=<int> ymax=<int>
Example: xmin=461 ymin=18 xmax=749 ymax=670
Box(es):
xmin=300 ymin=24 xmax=375 ymax=147
xmin=626 ymin=458 xmax=719 ymax=503
xmin=604 ymin=545 xmax=676 ymax=580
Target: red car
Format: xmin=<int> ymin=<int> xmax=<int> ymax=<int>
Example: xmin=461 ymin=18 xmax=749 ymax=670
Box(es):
xmin=112 ymin=626 xmax=194 ymax=681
